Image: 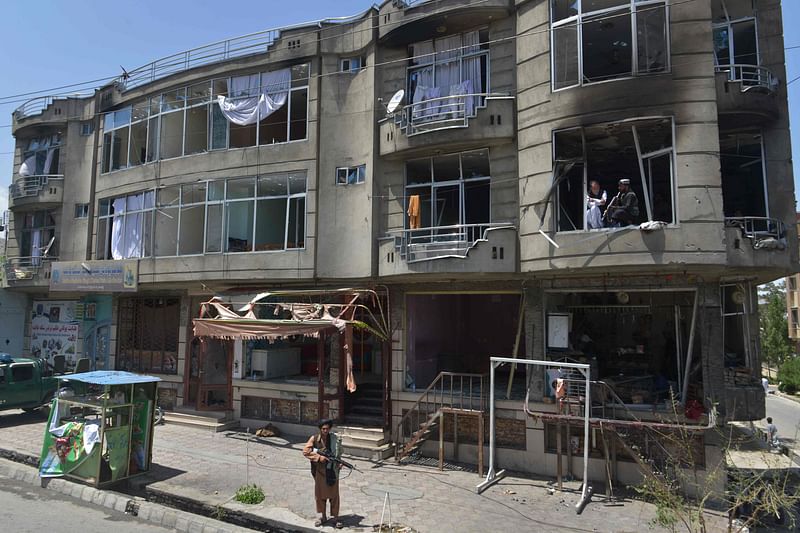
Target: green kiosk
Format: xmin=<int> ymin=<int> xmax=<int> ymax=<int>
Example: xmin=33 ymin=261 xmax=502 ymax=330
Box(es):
xmin=38 ymin=371 xmax=160 ymax=487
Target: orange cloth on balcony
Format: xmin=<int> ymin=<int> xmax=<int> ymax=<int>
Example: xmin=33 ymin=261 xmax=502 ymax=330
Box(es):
xmin=407 ymin=195 xmax=421 ymax=229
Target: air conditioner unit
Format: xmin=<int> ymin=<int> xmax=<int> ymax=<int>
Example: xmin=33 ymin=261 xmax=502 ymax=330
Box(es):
xmin=251 ymin=348 xmax=301 ymax=379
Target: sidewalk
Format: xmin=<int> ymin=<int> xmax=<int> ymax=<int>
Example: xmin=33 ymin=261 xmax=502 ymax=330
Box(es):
xmin=0 ymin=409 xmax=726 ymax=532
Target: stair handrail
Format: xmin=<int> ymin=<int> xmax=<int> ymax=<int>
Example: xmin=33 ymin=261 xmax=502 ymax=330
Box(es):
xmin=396 ymin=371 xmax=486 ymax=458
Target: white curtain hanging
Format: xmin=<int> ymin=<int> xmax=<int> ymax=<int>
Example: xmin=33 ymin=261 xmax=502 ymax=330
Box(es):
xmin=19 ymin=155 xmax=36 ymax=177
xmin=111 ymin=198 xmax=126 ymax=260
xmin=124 ymin=194 xmax=143 ymax=259
xmin=217 ymin=68 xmax=291 ymax=126
xmin=31 ymin=230 xmax=42 ymax=265
xmin=43 ymin=148 xmax=56 ymax=175
xmin=463 ymin=30 xmax=483 ymax=115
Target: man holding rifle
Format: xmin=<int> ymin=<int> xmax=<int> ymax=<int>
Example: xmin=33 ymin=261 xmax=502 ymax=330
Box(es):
xmin=303 ymin=418 xmax=346 ymax=528
xmin=605 ymin=178 xmax=639 ymax=227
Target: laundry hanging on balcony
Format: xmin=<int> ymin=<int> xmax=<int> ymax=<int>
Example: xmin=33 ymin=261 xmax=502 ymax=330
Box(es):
xmin=217 ymin=68 xmax=291 ymax=126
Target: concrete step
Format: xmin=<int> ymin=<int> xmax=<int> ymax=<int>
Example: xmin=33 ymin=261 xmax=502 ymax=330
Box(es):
xmin=163 ymin=410 xmax=238 ymax=432
xmin=342 ymin=441 xmax=394 ymax=461
xmin=349 ymin=404 xmax=382 ymax=416
xmin=343 ymin=413 xmax=383 ymax=427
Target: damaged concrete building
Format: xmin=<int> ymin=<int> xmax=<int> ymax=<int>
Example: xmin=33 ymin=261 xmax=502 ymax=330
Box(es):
xmin=3 ymin=0 xmax=795 ymax=493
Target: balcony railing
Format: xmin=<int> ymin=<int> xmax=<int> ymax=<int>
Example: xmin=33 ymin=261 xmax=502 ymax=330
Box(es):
xmin=9 ymin=175 xmax=64 ymax=200
xmin=4 ymin=255 xmax=57 ymax=283
xmin=725 ymin=216 xmax=786 ymax=246
xmin=715 ymin=64 xmax=778 ymax=93
xmin=389 ymin=222 xmax=514 ymax=262
xmin=394 ymin=93 xmax=511 ymax=136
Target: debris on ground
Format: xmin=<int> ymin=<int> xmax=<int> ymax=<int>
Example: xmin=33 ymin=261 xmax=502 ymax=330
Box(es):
xmin=372 ymin=524 xmax=419 ymax=532
xmin=255 ymin=424 xmax=281 ymax=438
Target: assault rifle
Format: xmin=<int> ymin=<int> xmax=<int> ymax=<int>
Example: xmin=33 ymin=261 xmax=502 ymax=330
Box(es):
xmin=314 ymin=448 xmax=360 ymax=472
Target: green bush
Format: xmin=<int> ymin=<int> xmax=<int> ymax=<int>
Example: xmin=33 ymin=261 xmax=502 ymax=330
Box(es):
xmin=777 ymin=357 xmax=800 ymax=395
xmin=234 ymin=484 xmax=265 ymax=504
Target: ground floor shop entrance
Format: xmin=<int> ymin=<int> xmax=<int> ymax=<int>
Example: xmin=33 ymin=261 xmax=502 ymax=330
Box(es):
xmin=184 ymin=337 xmax=232 ymax=411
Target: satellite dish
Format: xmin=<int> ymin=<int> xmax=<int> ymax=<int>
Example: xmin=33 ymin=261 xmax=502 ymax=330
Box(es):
xmin=386 ymin=89 xmax=405 ymax=114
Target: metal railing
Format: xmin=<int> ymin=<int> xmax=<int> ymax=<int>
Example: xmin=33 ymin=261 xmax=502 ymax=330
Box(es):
xmin=117 ymin=13 xmax=367 ymax=91
xmin=715 ymin=64 xmax=778 ymax=93
xmin=389 ymin=222 xmax=514 ymax=261
xmin=394 ymin=93 xmax=510 ymax=136
xmin=9 ymin=175 xmax=64 ymax=200
xmin=4 ymin=255 xmax=57 ymax=283
xmin=396 ymin=372 xmax=485 ymax=457
xmin=724 ymin=216 xmax=786 ymax=241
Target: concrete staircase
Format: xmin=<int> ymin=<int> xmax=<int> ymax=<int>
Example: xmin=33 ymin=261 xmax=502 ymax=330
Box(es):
xmin=163 ymin=406 xmax=238 ymax=432
xmin=338 ymin=425 xmax=394 ymax=461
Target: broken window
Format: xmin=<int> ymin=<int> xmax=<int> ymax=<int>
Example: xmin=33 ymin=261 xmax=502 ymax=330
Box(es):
xmin=720 ymin=131 xmax=767 ymax=221
xmin=19 ymin=210 xmax=57 ymax=261
xmin=551 ymin=0 xmax=668 ymax=90
xmin=405 ymin=149 xmax=490 ymax=239
xmin=721 ymin=283 xmax=754 ymax=369
xmin=336 ymin=165 xmax=366 ymax=186
xmin=19 ymin=134 xmax=61 ymax=177
xmin=407 ymin=28 xmax=489 ymax=126
xmin=100 ymin=65 xmax=308 ymax=173
xmin=554 ymin=117 xmax=674 ymax=231
xmin=96 ymin=191 xmax=155 ymax=259
xmin=545 ymin=290 xmax=701 ymax=406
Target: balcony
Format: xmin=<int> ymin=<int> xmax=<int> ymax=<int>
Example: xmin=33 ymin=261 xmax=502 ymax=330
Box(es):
xmin=3 ymin=256 xmax=57 ymax=287
xmin=725 ymin=216 xmax=795 ymax=276
xmin=8 ymin=175 xmax=64 ymax=210
xmin=379 ymin=95 xmax=515 ymax=158
xmin=378 ymin=0 xmax=511 ymax=45
xmin=715 ymin=65 xmax=780 ymax=127
xmin=378 ymin=223 xmax=516 ymax=277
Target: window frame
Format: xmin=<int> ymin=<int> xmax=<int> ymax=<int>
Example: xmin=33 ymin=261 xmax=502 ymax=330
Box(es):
xmin=712 ymin=16 xmax=759 ymax=67
xmin=74 ymin=203 xmax=90 ymax=219
xmin=100 ymin=64 xmax=310 ymax=174
xmin=335 ymin=164 xmax=366 ymax=186
xmin=551 ymin=116 xmax=677 ymax=233
xmin=550 ymin=0 xmax=671 ymax=92
xmin=96 ymin=173 xmax=308 ymax=259
xmin=403 ymin=148 xmax=492 ymax=231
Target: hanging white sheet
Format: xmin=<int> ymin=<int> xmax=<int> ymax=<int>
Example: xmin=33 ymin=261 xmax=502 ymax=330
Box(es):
xmin=19 ymin=155 xmax=36 ymax=177
xmin=43 ymin=148 xmax=56 ymax=175
xmin=111 ymin=198 xmax=126 ymax=260
xmin=217 ymin=68 xmax=291 ymax=126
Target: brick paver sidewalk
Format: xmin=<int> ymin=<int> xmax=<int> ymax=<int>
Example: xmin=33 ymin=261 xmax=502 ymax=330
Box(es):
xmin=0 ymin=410 xmax=728 ymax=532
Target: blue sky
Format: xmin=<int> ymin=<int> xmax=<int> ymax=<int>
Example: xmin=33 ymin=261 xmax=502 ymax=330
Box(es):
xmin=0 ymin=0 xmax=798 ymax=231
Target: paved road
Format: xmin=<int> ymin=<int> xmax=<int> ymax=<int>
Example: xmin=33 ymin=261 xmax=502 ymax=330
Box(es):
xmin=0 ymin=475 xmax=175 ymax=533
xmin=765 ymin=393 xmax=800 ymax=448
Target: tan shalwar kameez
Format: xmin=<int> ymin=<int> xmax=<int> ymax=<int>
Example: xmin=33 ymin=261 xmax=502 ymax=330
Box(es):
xmin=303 ymin=433 xmax=341 ymax=517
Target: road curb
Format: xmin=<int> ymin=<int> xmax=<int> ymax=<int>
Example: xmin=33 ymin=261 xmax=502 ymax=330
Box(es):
xmin=0 ymin=451 xmax=319 ymax=533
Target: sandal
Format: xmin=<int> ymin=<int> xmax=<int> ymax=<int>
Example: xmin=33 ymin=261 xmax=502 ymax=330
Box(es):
xmin=334 ymin=521 xmax=344 ymax=529
xmin=314 ymin=518 xmax=327 ymax=527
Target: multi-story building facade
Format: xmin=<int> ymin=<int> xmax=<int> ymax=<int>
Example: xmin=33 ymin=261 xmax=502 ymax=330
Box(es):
xmin=3 ymin=0 xmax=795 ymax=491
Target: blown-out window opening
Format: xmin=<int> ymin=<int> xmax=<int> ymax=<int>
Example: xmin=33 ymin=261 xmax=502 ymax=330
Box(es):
xmin=553 ymin=117 xmax=675 ymax=232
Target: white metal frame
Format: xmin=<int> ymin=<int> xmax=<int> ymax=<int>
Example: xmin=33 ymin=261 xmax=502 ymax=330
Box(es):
xmin=712 ymin=16 xmax=759 ymax=68
xmin=477 ymin=357 xmax=591 ymax=514
xmin=96 ymin=174 xmax=308 ymax=260
xmin=720 ymin=282 xmax=755 ymax=371
xmin=335 ymin=165 xmax=367 ymax=186
xmin=404 ymin=148 xmax=492 ymax=234
xmin=552 ymin=116 xmax=677 ymax=233
xmin=100 ymin=64 xmax=311 ymax=175
xmin=550 ymin=0 xmax=671 ymax=92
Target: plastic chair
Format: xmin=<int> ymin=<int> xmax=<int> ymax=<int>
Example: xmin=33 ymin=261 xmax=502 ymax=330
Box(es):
xmin=73 ymin=357 xmax=90 ymax=374
xmin=52 ymin=355 xmax=66 ymax=374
